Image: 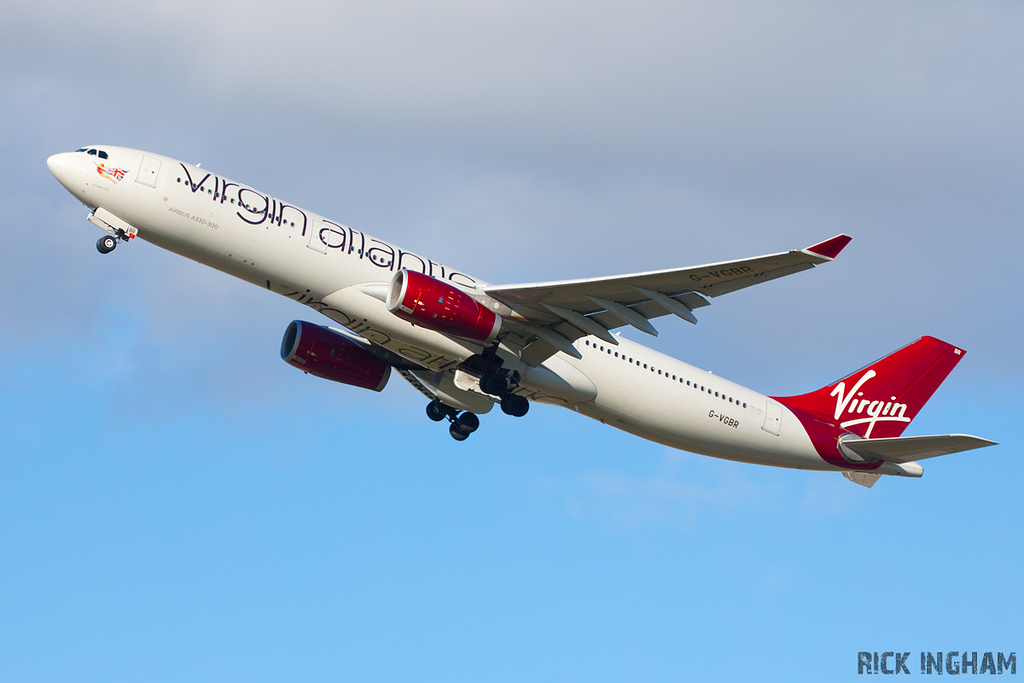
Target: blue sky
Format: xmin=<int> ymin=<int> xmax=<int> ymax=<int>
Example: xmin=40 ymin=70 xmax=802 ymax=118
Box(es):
xmin=1 ymin=1 xmax=1021 ymax=681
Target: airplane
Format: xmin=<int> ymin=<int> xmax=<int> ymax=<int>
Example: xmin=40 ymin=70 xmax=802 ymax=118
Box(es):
xmin=47 ymin=145 xmax=996 ymax=487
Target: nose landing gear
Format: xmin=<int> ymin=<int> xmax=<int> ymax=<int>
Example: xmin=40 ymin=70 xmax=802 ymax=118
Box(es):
xmin=96 ymin=235 xmax=118 ymax=254
xmin=95 ymin=228 xmax=133 ymax=254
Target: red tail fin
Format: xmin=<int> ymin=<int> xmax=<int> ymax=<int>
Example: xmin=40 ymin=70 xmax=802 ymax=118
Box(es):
xmin=773 ymin=337 xmax=966 ymax=439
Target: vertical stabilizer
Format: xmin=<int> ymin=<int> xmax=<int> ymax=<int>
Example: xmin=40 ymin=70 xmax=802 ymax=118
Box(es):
xmin=774 ymin=336 xmax=966 ymax=439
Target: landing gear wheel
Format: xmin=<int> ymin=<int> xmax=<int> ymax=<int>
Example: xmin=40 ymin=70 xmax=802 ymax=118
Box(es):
xmin=456 ymin=411 xmax=480 ymax=434
xmin=96 ymin=235 xmax=117 ymax=254
xmin=449 ymin=423 xmax=470 ymax=441
xmin=480 ymin=372 xmax=509 ymax=396
xmin=501 ymin=394 xmax=530 ymax=418
xmin=426 ymin=400 xmax=447 ymax=422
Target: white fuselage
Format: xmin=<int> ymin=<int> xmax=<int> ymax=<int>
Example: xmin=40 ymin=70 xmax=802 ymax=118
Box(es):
xmin=48 ymin=146 xmax=836 ymax=472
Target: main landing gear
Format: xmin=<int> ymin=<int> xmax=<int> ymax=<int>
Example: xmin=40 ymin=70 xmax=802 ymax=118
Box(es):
xmin=425 ymin=357 xmax=531 ymax=442
xmin=500 ymin=392 xmax=529 ymax=418
xmin=479 ymin=371 xmax=529 ymax=418
xmin=426 ymin=399 xmax=481 ymax=441
xmin=96 ymin=229 xmax=132 ymax=254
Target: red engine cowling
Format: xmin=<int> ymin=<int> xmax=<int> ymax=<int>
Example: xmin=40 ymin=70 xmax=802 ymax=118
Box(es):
xmin=386 ymin=269 xmax=501 ymax=344
xmin=280 ymin=321 xmax=391 ymax=392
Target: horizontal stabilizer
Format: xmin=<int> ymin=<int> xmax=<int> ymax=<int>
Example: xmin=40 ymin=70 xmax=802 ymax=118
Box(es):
xmin=840 ymin=434 xmax=997 ymax=464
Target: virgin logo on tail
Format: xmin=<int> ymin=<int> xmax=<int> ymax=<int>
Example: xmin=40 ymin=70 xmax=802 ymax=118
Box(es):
xmin=774 ymin=336 xmax=969 ymax=465
xmin=830 ymin=370 xmax=910 ymax=438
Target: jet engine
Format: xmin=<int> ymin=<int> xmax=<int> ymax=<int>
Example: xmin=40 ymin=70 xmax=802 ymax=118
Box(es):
xmin=386 ymin=269 xmax=501 ymax=344
xmin=280 ymin=320 xmax=391 ymax=391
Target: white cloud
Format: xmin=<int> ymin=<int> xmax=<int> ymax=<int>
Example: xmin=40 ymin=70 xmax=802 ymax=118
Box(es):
xmin=2 ymin=0 xmax=1021 ymax=404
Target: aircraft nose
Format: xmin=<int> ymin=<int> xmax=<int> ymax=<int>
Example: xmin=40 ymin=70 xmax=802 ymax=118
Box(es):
xmin=47 ymin=152 xmax=83 ymax=194
xmin=47 ymin=152 xmax=72 ymax=182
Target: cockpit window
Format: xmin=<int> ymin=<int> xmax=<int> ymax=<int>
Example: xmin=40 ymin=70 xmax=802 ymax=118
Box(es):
xmin=75 ymin=148 xmax=87 ymax=152
xmin=80 ymin=148 xmax=108 ymax=159
xmin=87 ymin=149 xmax=96 ymax=155
xmin=97 ymin=150 xmax=108 ymax=159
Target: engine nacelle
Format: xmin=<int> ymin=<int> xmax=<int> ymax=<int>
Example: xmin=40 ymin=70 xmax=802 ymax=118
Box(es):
xmin=386 ymin=269 xmax=501 ymax=344
xmin=280 ymin=320 xmax=391 ymax=392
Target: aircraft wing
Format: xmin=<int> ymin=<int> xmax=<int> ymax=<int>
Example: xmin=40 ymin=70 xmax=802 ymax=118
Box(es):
xmin=483 ymin=235 xmax=851 ymax=360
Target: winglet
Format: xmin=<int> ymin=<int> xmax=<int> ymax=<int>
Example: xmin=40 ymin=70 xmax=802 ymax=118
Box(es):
xmin=804 ymin=234 xmax=852 ymax=260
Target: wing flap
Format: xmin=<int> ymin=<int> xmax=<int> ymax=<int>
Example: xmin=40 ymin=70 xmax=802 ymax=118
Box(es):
xmin=482 ymin=235 xmax=851 ymax=365
xmin=484 ymin=236 xmax=849 ymax=309
xmin=484 ymin=236 xmax=850 ymax=344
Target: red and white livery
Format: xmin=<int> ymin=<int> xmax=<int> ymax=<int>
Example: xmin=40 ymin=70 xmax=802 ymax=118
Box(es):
xmin=47 ymin=146 xmax=996 ymax=486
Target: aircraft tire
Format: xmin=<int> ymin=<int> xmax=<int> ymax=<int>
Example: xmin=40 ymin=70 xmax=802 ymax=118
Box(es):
xmin=97 ymin=235 xmax=117 ymax=254
xmin=426 ymin=400 xmax=447 ymax=422
xmin=501 ymin=394 xmax=529 ymax=418
xmin=456 ymin=411 xmax=480 ymax=433
xmin=480 ymin=373 xmax=508 ymax=396
xmin=449 ymin=422 xmax=470 ymax=441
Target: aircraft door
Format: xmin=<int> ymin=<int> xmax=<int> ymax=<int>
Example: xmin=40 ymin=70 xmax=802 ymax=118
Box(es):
xmin=136 ymin=155 xmax=161 ymax=187
xmin=307 ymin=219 xmax=346 ymax=254
xmin=762 ymin=399 xmax=782 ymax=435
xmin=307 ymin=219 xmax=328 ymax=253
